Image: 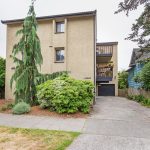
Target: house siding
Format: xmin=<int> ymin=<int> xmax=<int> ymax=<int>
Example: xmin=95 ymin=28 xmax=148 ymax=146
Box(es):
xmin=128 ymin=63 xmax=143 ymax=89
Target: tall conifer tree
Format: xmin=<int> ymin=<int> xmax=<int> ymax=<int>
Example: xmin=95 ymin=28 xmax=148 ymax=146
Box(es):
xmin=126 ymin=4 xmax=150 ymax=50
xmin=116 ymin=0 xmax=149 ymax=14
xmin=11 ymin=0 xmax=43 ymax=105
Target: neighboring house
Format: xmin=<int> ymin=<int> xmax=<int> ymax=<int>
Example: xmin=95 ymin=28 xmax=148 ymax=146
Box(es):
xmin=96 ymin=42 xmax=118 ymax=96
xmin=1 ymin=10 xmax=118 ymax=99
xmin=127 ymin=48 xmax=150 ymax=89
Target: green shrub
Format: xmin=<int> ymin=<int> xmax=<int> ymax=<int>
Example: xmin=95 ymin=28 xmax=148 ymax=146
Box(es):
xmin=7 ymin=103 xmax=14 ymax=109
xmin=134 ymin=95 xmax=145 ymax=102
xmin=0 ymin=57 xmax=5 ymax=98
xmin=37 ymin=75 xmax=94 ymax=114
xmin=118 ymin=70 xmax=128 ymax=89
xmin=127 ymin=95 xmax=134 ymax=100
xmin=0 ymin=105 xmax=7 ymax=111
xmin=142 ymin=98 xmax=150 ymax=106
xmin=127 ymin=94 xmax=150 ymax=107
xmin=0 ymin=103 xmax=14 ymax=112
xmin=140 ymin=62 xmax=150 ymax=90
xmin=13 ymin=102 xmax=31 ymax=115
xmin=133 ymin=62 xmax=150 ymax=90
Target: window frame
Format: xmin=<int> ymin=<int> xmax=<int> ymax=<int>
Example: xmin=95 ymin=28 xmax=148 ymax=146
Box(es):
xmin=55 ymin=21 xmax=65 ymax=33
xmin=55 ymin=48 xmax=65 ymax=63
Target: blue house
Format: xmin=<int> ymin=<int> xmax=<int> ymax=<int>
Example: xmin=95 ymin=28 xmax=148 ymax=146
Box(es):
xmin=127 ymin=48 xmax=150 ymax=89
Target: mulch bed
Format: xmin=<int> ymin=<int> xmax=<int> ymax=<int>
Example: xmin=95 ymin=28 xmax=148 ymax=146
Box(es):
xmin=0 ymin=99 xmax=12 ymax=105
xmin=0 ymin=99 xmax=89 ymax=118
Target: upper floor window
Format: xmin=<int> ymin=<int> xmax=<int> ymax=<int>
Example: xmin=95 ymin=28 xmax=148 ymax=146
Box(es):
xmin=55 ymin=48 xmax=64 ymax=62
xmin=56 ymin=22 xmax=65 ymax=33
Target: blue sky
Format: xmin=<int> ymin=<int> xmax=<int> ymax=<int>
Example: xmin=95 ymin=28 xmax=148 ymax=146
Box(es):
xmin=0 ymin=0 xmax=144 ymax=70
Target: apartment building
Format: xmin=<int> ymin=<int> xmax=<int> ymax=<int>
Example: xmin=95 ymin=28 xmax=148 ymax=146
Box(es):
xmin=2 ymin=10 xmax=118 ymax=99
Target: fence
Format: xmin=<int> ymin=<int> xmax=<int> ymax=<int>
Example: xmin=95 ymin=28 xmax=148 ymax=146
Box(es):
xmin=118 ymin=88 xmax=150 ymax=98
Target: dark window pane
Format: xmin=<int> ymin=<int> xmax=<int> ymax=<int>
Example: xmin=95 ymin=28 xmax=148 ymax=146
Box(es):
xmin=56 ymin=49 xmax=64 ymax=61
xmin=56 ymin=22 xmax=64 ymax=33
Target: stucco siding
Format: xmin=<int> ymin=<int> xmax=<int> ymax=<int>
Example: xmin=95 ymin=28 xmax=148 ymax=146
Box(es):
xmin=5 ymin=16 xmax=95 ymax=100
xmin=67 ymin=17 xmax=94 ymax=81
xmin=5 ymin=24 xmax=22 ymax=100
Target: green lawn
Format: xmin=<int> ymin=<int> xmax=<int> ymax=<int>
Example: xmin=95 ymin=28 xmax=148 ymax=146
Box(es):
xmin=0 ymin=126 xmax=80 ymax=150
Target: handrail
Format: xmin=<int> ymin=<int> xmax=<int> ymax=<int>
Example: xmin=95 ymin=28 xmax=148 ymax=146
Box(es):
xmin=96 ymin=46 xmax=113 ymax=55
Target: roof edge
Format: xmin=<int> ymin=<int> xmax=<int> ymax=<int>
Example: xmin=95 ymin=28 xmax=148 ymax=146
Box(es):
xmin=96 ymin=42 xmax=118 ymax=46
xmin=1 ymin=10 xmax=97 ymax=24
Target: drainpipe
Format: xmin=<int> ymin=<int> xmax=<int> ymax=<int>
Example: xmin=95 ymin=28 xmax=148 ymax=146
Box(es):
xmin=93 ymin=10 xmax=97 ymax=105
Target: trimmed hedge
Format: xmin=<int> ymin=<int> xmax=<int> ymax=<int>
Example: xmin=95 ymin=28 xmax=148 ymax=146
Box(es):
xmin=37 ymin=75 xmax=94 ymax=114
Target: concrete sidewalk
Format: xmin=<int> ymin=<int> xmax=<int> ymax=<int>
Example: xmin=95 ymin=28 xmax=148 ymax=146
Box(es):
xmin=0 ymin=113 xmax=86 ymax=132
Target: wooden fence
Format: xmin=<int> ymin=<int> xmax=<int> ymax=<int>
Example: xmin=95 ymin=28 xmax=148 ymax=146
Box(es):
xmin=118 ymin=88 xmax=150 ymax=98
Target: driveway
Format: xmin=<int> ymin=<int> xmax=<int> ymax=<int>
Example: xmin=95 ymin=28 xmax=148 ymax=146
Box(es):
xmin=68 ymin=96 xmax=150 ymax=150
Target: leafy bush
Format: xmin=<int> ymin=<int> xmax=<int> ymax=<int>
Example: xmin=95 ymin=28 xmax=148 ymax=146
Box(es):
xmin=37 ymin=75 xmax=94 ymax=114
xmin=7 ymin=103 xmax=15 ymax=109
xmin=127 ymin=94 xmax=150 ymax=107
xmin=140 ymin=62 xmax=150 ymax=90
xmin=13 ymin=102 xmax=31 ymax=114
xmin=142 ymin=98 xmax=150 ymax=106
xmin=118 ymin=70 xmax=128 ymax=89
xmin=133 ymin=62 xmax=150 ymax=90
xmin=133 ymin=73 xmax=142 ymax=83
xmin=0 ymin=103 xmax=14 ymax=112
xmin=0 ymin=57 xmax=5 ymax=98
xmin=133 ymin=95 xmax=145 ymax=102
xmin=127 ymin=95 xmax=134 ymax=100
xmin=0 ymin=105 xmax=7 ymax=111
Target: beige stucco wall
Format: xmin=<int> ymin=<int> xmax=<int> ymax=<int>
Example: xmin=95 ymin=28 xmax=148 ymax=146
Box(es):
xmin=96 ymin=44 xmax=118 ymax=96
xmin=111 ymin=44 xmax=118 ymax=96
xmin=5 ymin=16 xmax=95 ymax=100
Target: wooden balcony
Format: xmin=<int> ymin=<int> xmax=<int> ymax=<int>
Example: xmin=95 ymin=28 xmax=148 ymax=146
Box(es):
xmin=96 ymin=45 xmax=113 ymax=63
xmin=96 ymin=46 xmax=113 ymax=57
xmin=96 ymin=67 xmax=113 ymax=82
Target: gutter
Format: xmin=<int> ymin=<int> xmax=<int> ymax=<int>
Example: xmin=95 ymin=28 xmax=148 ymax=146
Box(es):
xmin=1 ymin=10 xmax=97 ymax=24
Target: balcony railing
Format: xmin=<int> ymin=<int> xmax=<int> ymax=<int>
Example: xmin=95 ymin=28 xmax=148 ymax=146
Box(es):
xmin=96 ymin=46 xmax=113 ymax=57
xmin=96 ymin=67 xmax=113 ymax=82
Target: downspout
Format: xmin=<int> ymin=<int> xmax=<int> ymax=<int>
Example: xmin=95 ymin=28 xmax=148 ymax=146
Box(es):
xmin=93 ymin=10 xmax=97 ymax=104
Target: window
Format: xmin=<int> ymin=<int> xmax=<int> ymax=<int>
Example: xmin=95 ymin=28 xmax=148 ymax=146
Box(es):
xmin=55 ymin=48 xmax=64 ymax=62
xmin=56 ymin=22 xmax=64 ymax=33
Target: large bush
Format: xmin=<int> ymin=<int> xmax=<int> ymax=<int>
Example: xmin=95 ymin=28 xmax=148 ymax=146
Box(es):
xmin=127 ymin=94 xmax=150 ymax=107
xmin=0 ymin=57 xmax=5 ymax=98
xmin=140 ymin=62 xmax=150 ymax=90
xmin=118 ymin=70 xmax=128 ymax=89
xmin=37 ymin=75 xmax=94 ymax=114
xmin=13 ymin=102 xmax=31 ymax=114
xmin=134 ymin=62 xmax=150 ymax=90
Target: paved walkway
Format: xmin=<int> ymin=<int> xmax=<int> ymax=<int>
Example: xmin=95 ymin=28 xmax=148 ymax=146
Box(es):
xmin=0 ymin=97 xmax=150 ymax=150
xmin=0 ymin=113 xmax=86 ymax=132
xmin=68 ymin=97 xmax=150 ymax=150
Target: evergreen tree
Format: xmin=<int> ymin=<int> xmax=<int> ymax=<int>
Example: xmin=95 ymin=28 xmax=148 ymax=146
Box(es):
xmin=126 ymin=4 xmax=150 ymax=50
xmin=11 ymin=0 xmax=43 ymax=105
xmin=115 ymin=0 xmax=149 ymax=14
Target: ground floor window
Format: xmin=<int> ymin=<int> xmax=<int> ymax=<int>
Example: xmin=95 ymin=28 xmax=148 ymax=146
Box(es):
xmin=55 ymin=48 xmax=64 ymax=62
